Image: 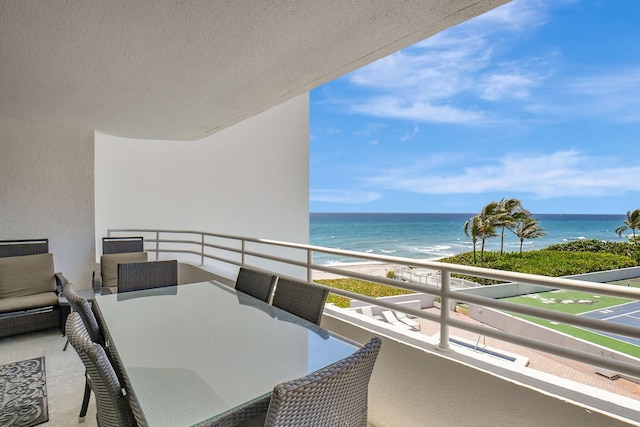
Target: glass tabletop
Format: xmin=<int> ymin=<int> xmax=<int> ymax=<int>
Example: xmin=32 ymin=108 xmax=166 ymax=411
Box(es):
xmin=94 ymin=280 xmax=358 ymax=427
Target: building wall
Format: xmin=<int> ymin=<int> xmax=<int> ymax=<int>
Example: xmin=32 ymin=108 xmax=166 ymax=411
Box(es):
xmin=95 ymin=94 xmax=310 ymax=276
xmin=0 ymin=117 xmax=95 ymax=286
xmin=321 ymin=308 xmax=640 ymax=427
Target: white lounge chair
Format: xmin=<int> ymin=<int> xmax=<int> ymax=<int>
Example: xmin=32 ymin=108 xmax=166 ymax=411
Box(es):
xmin=359 ymin=306 xmax=382 ymax=320
xmin=395 ymin=311 xmax=421 ymax=331
xmin=381 ymin=310 xmax=411 ymax=330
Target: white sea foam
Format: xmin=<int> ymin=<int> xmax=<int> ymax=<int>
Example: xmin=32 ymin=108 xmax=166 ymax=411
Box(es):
xmin=412 ymin=245 xmax=451 ymax=254
xmin=323 ymin=260 xmax=385 ymax=267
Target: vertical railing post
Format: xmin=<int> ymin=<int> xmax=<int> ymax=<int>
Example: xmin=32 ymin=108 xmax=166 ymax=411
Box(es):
xmin=200 ymin=233 xmax=205 ymax=266
xmin=155 ymin=231 xmax=160 ymax=261
xmin=241 ymin=240 xmax=246 ymax=266
xmin=307 ymin=249 xmax=313 ymax=282
xmin=438 ymin=268 xmax=451 ymax=351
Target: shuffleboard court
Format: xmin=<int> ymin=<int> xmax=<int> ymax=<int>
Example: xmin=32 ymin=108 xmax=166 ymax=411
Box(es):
xmin=579 ymin=301 xmax=640 ymax=347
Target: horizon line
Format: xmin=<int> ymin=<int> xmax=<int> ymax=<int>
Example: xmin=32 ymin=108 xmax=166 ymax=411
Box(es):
xmin=309 ymin=211 xmax=627 ymax=216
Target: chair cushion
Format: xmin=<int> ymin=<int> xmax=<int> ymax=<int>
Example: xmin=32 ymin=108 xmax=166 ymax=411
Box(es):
xmin=0 ymin=253 xmax=55 ymax=299
xmin=101 ymin=252 xmax=148 ymax=288
xmin=0 ymin=291 xmax=59 ymax=313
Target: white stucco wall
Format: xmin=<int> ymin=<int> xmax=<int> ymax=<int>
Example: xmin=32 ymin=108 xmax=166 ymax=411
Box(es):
xmin=95 ymin=94 xmax=310 ymax=272
xmin=321 ymin=309 xmax=640 ymax=427
xmin=0 ymin=117 xmax=95 ymax=286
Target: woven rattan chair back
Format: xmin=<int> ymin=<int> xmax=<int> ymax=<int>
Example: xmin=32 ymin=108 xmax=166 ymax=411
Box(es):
xmin=102 ymin=236 xmax=144 ymax=255
xmin=264 ymin=336 xmax=381 ymax=427
xmin=235 ymin=267 xmax=278 ymax=303
xmin=117 ymin=260 xmax=178 ymax=293
xmin=66 ymin=312 xmax=136 ymax=427
xmin=271 ymin=277 xmax=328 ymax=325
xmin=63 ymin=283 xmax=102 ymax=344
xmin=63 ymin=283 xmax=103 ymax=421
xmin=0 ymin=238 xmax=48 ymax=258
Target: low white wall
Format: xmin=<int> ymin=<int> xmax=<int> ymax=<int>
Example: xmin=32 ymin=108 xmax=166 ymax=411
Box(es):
xmin=566 ymin=266 xmax=640 ymax=283
xmin=455 ymin=267 xmax=640 ymax=301
xmin=350 ymin=293 xmax=435 ymax=317
xmin=456 ymin=282 xmax=556 ymax=299
xmin=468 ymin=305 xmax=639 ymax=374
xmin=321 ymin=307 xmax=640 ymax=427
xmin=0 ymin=117 xmax=95 ymax=286
xmin=177 ymin=262 xmax=221 ymax=285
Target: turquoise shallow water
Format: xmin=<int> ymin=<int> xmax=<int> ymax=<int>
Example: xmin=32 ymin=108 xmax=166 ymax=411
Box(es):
xmin=309 ymin=213 xmax=629 ymax=266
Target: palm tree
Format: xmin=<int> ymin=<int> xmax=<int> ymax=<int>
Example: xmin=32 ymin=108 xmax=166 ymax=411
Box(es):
xmin=463 ymin=215 xmax=481 ymax=264
xmin=513 ymin=217 xmax=546 ymax=255
xmin=476 ymin=201 xmax=504 ymax=265
xmin=498 ymin=198 xmax=530 ymax=255
xmin=615 ymin=209 xmax=640 ymax=243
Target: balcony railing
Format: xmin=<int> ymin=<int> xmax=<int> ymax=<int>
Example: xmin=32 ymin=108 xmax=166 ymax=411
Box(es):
xmin=108 ymin=228 xmax=640 ymax=382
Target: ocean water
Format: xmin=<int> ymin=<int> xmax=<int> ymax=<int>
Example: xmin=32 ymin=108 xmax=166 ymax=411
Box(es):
xmin=309 ymin=213 xmax=629 ymax=266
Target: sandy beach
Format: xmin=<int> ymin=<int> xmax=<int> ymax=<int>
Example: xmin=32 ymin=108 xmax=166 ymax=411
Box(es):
xmin=312 ymin=263 xmax=397 ymax=280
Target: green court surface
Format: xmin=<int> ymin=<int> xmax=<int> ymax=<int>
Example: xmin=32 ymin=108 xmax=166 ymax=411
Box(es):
xmin=504 ymin=290 xmax=630 ymax=315
xmin=502 ymin=284 xmax=640 ymax=358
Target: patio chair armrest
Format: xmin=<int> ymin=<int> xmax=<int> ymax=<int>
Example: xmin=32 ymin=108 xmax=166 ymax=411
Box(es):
xmin=92 ymin=270 xmax=100 ymax=286
xmin=55 ymin=272 xmax=69 ymax=293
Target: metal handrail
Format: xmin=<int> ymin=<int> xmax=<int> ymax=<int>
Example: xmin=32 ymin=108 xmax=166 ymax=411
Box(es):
xmin=108 ymin=228 xmax=640 ymax=379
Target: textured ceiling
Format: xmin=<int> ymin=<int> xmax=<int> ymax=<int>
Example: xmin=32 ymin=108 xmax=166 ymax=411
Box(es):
xmin=0 ymin=1 xmax=508 ymax=140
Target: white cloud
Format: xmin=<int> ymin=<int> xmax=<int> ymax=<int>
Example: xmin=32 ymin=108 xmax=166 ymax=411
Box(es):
xmin=329 ymin=0 xmax=640 ymax=129
xmin=310 ymin=189 xmax=381 ymax=204
xmin=569 ymin=69 xmax=640 ymax=96
xmin=351 ymin=97 xmax=484 ymax=123
xmin=351 ymin=35 xmax=490 ymax=95
xmin=469 ymin=0 xmax=551 ymax=32
xmin=365 ymin=150 xmax=640 ymax=198
xmin=480 ymin=72 xmax=538 ymax=101
xmin=400 ymin=124 xmax=420 ymax=142
xmin=354 ymin=122 xmax=386 ymax=136
xmin=341 ymin=0 xmax=553 ymax=124
xmin=559 ymin=69 xmax=640 ymax=122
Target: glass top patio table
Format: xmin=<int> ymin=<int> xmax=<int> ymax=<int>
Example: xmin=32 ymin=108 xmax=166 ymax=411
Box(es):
xmin=93 ymin=280 xmax=358 ymax=427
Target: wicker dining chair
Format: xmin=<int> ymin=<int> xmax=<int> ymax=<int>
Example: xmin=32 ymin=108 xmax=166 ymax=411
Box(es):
xmin=94 ymin=236 xmax=147 ymax=294
xmin=63 ymin=283 xmax=104 ymax=421
xmin=117 ymin=260 xmax=178 ymax=293
xmin=271 ymin=277 xmax=329 ymax=325
xmin=66 ymin=312 xmax=136 ymax=427
xmin=102 ymin=236 xmax=144 ymax=254
xmin=63 ymin=283 xmax=102 ymax=343
xmin=258 ymin=336 xmax=381 ymax=427
xmin=235 ymin=267 xmax=278 ymax=303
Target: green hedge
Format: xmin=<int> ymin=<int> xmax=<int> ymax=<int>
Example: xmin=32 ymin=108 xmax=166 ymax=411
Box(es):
xmin=315 ymin=278 xmax=412 ymax=308
xmin=545 ymin=239 xmax=640 ymax=264
xmin=440 ymin=248 xmax=637 ymax=285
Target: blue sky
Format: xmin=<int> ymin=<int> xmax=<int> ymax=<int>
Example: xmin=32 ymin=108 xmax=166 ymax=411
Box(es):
xmin=309 ymin=0 xmax=640 ymax=215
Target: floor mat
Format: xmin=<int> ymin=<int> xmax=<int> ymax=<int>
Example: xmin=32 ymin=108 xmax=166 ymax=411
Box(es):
xmin=0 ymin=356 xmax=48 ymax=427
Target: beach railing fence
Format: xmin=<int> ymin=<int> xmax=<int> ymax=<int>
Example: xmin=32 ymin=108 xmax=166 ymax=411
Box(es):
xmin=393 ymin=266 xmax=481 ymax=289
